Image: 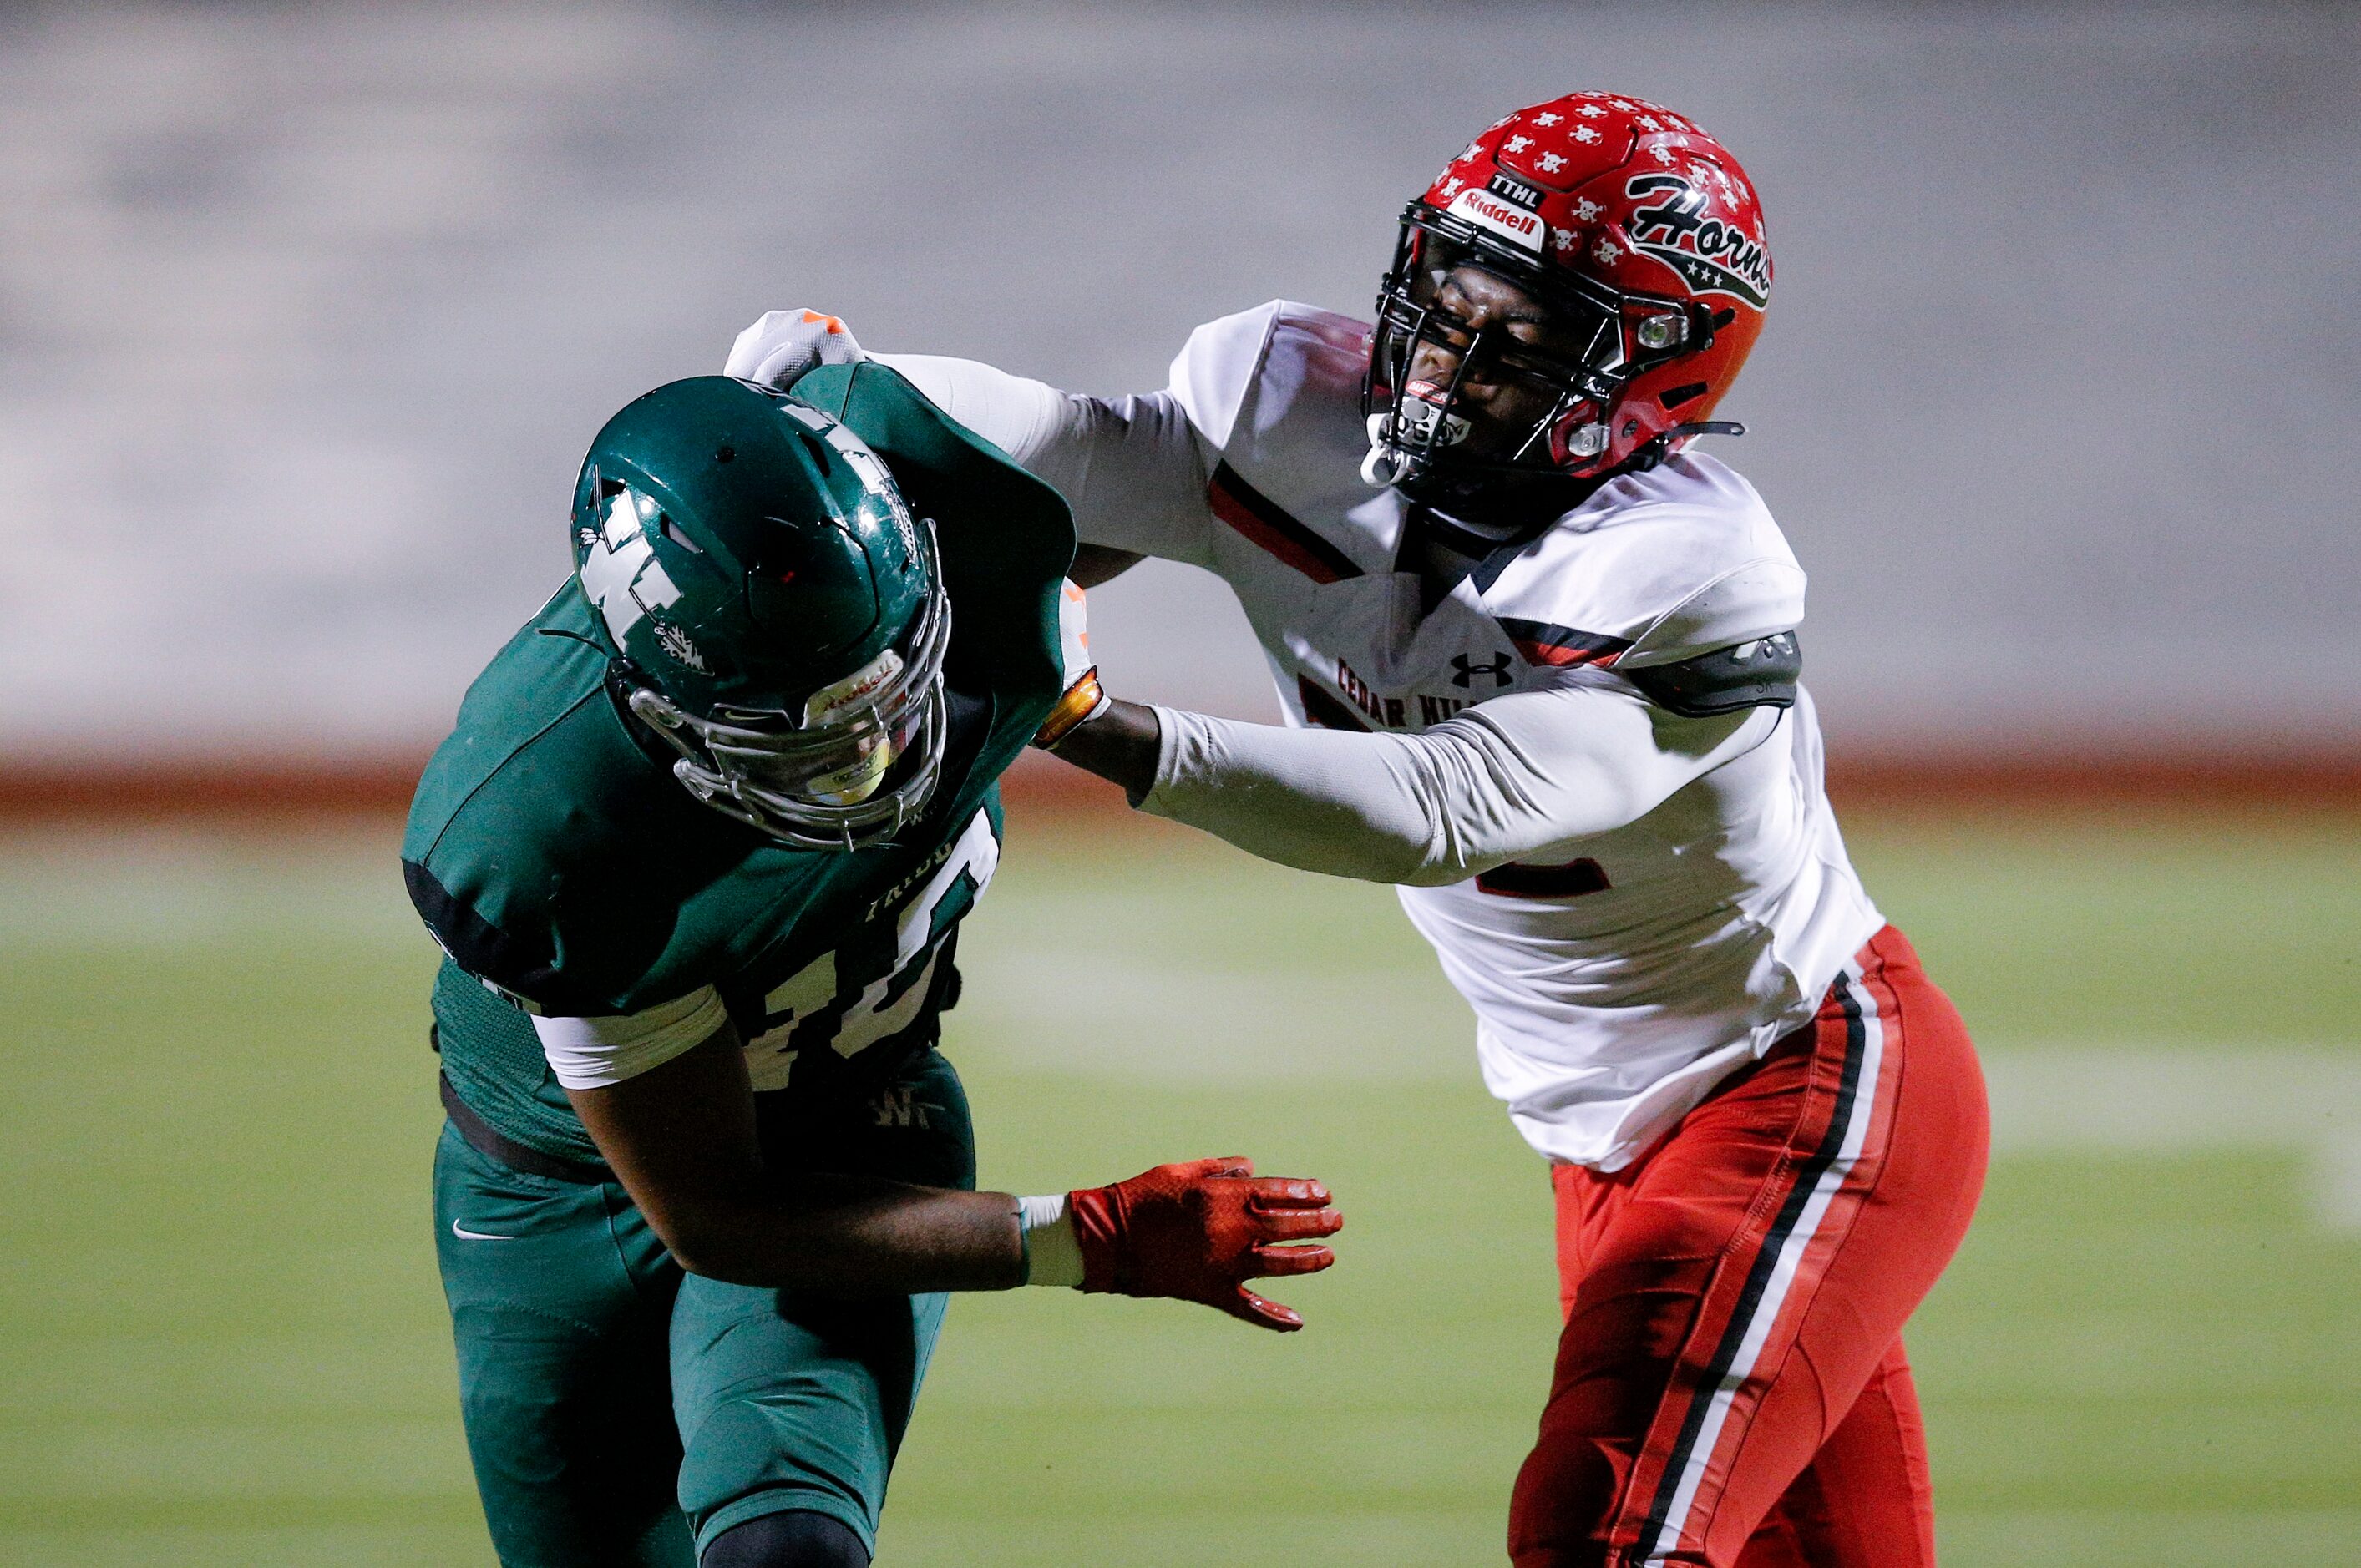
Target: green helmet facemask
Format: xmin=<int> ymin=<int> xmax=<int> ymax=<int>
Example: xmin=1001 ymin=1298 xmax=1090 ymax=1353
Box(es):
xmin=570 ymin=377 xmax=951 ymax=851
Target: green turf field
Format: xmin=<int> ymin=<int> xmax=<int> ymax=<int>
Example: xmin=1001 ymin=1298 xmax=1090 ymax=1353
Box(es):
xmin=1 ymin=812 xmax=2354 ymax=1565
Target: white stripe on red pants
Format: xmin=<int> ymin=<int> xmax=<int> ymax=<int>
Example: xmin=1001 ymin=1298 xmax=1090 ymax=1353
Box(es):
xmin=1508 ymin=926 xmax=1989 ymax=1568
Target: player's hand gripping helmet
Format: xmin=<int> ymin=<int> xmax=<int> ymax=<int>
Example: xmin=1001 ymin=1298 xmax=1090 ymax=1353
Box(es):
xmin=571 ymin=377 xmax=950 ymax=852
xmin=1364 ymin=93 xmax=1771 ymax=495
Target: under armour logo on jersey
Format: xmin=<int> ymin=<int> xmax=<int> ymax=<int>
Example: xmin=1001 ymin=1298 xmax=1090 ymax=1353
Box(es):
xmin=1451 ymin=652 xmax=1515 ymax=688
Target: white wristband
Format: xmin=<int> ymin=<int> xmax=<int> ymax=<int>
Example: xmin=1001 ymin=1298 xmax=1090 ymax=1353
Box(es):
xmin=1017 ymin=1194 xmax=1085 ymax=1287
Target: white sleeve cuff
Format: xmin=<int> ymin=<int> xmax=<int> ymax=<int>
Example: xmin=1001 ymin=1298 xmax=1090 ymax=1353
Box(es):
xmin=1017 ymin=1193 xmax=1085 ymax=1287
xmin=531 ymin=986 xmax=730 ymax=1090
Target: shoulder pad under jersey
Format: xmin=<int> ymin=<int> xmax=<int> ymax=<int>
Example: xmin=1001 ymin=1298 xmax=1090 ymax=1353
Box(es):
xmin=1485 ymin=452 xmax=1806 ymax=674
xmin=793 ymin=359 xmax=1077 ymax=721
xmin=402 ymin=591 xmax=787 ymax=1019
xmin=1173 ymin=301 xmax=1387 ymax=581
xmin=1169 ymin=301 xmax=1369 ymax=458
xmin=1622 ymin=630 xmax=1802 ymax=717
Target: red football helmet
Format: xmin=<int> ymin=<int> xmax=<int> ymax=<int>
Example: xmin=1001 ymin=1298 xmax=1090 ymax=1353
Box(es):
xmin=1363 ymin=92 xmax=1771 ymax=492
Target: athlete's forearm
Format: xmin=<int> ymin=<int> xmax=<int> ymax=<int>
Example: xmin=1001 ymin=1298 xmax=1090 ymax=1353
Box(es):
xmin=871 ymin=352 xmax=1070 ymax=466
xmin=564 ymin=1031 xmax=1028 ymax=1293
xmin=663 ymin=1173 xmax=1029 ymax=1295
xmin=561 ymin=1032 xmax=1335 ymax=1318
xmin=1056 ymin=687 xmax=1770 ymax=886
xmin=1042 ymin=696 xmax=1163 ymax=799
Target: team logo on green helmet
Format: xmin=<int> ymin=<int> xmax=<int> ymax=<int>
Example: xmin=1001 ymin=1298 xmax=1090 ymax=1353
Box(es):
xmin=651 ymin=620 xmax=708 ymax=674
xmin=570 ymin=377 xmax=951 ymax=852
xmin=577 ymin=486 xmax=687 ymax=653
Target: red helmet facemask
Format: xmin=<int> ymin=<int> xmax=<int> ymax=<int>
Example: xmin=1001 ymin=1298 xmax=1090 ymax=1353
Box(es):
xmin=1362 ymin=94 xmax=1771 ymax=496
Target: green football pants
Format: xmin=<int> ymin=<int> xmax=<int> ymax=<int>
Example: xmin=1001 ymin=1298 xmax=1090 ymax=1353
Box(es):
xmin=432 ymin=1051 xmax=976 ymax=1568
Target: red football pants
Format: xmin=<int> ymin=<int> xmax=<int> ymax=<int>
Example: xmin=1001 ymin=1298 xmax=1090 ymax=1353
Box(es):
xmin=1507 ymin=927 xmax=1988 ymax=1568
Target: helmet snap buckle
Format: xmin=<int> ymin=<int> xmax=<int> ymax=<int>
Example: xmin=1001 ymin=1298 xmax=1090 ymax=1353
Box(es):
xmin=1361 ymin=412 xmax=1411 ymax=487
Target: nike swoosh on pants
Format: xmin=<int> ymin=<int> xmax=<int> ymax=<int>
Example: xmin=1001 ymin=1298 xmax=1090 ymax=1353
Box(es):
xmin=451 ymin=1220 xmax=518 ymax=1241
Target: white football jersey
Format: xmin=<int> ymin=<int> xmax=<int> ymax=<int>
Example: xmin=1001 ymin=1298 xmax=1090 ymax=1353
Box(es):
xmin=881 ymin=301 xmax=1885 ymax=1170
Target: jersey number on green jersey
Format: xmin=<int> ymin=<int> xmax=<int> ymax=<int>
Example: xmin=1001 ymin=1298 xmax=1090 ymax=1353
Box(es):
xmin=740 ymin=810 xmax=1000 ymax=1090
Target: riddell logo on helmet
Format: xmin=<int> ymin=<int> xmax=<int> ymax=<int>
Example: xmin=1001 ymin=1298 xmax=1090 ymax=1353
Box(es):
xmin=1622 ymin=174 xmax=1770 ymax=308
xmin=1445 ymin=187 xmax=1545 ymax=253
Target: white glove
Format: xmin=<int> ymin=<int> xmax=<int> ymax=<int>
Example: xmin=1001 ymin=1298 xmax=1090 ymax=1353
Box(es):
xmin=1031 ymin=579 xmax=1111 ymax=750
xmin=723 ymin=309 xmax=866 ymax=388
xmin=1055 ymin=578 xmax=1094 ymax=689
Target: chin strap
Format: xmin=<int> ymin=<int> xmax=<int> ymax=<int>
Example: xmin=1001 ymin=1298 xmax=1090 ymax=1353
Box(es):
xmin=1365 ymin=413 xmax=1746 ymax=492
xmin=1620 ymin=419 xmax=1747 ymax=475
xmin=1361 ymin=414 xmax=1413 ymax=488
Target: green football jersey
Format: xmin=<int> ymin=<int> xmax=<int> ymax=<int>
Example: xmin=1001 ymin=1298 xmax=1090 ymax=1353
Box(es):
xmin=403 ymin=363 xmax=1074 ymax=1165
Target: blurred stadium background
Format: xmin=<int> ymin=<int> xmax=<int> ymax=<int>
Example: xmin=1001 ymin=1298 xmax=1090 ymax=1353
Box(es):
xmin=2 ymin=3 xmax=2354 ymax=1565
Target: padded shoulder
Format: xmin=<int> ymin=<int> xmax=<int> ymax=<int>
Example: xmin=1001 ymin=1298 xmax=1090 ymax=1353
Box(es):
xmin=1169 ymin=301 xmax=1368 ymax=455
xmin=1486 ymin=452 xmax=1806 ymax=673
xmin=403 ymin=610 xmax=752 ymax=1015
xmin=792 ymin=360 xmax=1076 ymax=588
xmin=1168 ymin=301 xmax=1284 ymax=452
xmin=1623 ymin=630 xmax=1802 ymax=717
xmin=793 ymin=359 xmax=1076 ymax=734
xmin=402 ymin=584 xmax=603 ymax=862
xmin=1619 ymin=558 xmax=1808 ymax=668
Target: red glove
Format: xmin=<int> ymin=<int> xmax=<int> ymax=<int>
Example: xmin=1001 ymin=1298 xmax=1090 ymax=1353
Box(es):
xmin=1067 ymin=1156 xmax=1342 ymax=1332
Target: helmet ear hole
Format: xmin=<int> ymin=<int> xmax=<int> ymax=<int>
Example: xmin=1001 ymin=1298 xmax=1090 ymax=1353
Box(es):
xmin=1547 ymin=408 xmax=1612 ymax=464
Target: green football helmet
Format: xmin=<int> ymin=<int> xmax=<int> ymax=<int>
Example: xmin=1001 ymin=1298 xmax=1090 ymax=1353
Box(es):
xmin=570 ymin=376 xmax=950 ymax=851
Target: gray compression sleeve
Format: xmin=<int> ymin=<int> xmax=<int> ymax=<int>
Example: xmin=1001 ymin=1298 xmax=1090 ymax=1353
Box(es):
xmin=1140 ymin=686 xmax=1777 ymax=887
xmin=874 ymin=352 xmax=1216 ymax=564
